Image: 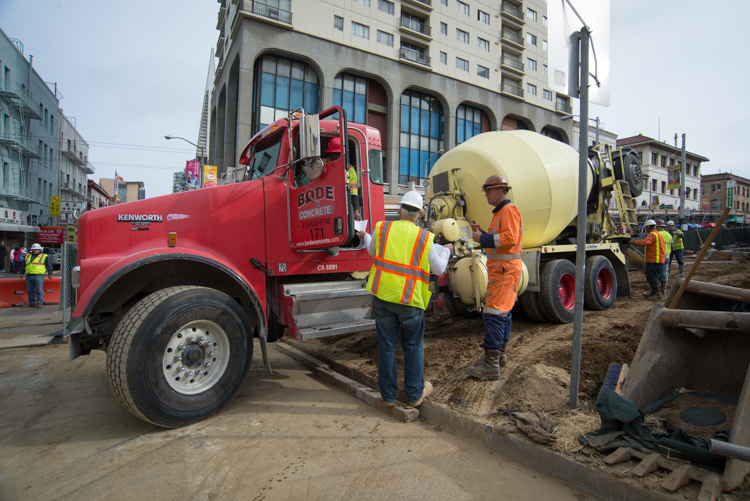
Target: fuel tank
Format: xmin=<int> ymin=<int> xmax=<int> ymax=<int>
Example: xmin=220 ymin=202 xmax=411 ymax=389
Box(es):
xmin=427 ymin=130 xmax=594 ymax=249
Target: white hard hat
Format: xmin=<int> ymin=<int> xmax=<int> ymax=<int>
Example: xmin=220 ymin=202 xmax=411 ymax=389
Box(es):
xmin=667 ymin=220 xmax=676 ymax=226
xmin=31 ymin=243 xmax=42 ymax=251
xmin=400 ymin=191 xmax=423 ymax=211
xmin=644 ymin=219 xmax=657 ymax=227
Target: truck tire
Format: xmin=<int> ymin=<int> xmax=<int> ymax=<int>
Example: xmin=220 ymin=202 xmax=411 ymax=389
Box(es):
xmin=518 ymin=291 xmax=548 ymax=323
xmin=443 ymin=292 xmax=481 ymax=318
xmin=539 ymin=259 xmax=576 ymax=324
xmin=613 ymin=151 xmax=644 ymax=197
xmin=106 ymin=286 xmax=253 ymax=428
xmin=584 ymin=256 xmax=617 ymax=311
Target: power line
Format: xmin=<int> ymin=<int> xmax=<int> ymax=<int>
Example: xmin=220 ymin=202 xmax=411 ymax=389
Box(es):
xmin=92 ymin=161 xmax=187 ymax=170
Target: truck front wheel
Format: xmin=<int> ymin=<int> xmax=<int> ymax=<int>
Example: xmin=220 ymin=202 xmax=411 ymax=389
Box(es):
xmin=583 ymin=256 xmax=617 ymax=311
xmin=106 ymin=286 xmax=253 ymax=428
xmin=539 ymin=259 xmax=576 ymax=324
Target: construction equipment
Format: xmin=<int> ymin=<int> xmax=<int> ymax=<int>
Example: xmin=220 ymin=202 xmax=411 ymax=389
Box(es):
xmin=424 ymin=131 xmax=644 ymax=323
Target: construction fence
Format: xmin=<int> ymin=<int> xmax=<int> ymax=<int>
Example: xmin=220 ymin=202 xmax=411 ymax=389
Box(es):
xmin=682 ymin=228 xmax=750 ymax=252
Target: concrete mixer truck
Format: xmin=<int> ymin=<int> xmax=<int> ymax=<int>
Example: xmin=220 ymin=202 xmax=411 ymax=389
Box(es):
xmin=424 ymin=130 xmax=644 ymax=324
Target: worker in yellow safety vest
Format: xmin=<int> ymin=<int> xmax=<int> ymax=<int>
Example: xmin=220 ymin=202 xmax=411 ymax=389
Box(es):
xmin=20 ymin=243 xmax=53 ymax=308
xmin=325 ymin=137 xmax=362 ymax=221
xmin=356 ymin=191 xmax=452 ymax=407
xmin=467 ymin=175 xmax=523 ymax=380
xmin=656 ymin=219 xmax=673 ymax=296
xmin=667 ymin=220 xmax=685 ymax=277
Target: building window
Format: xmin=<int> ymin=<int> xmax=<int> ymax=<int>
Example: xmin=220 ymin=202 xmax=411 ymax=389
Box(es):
xmin=441 ymin=0 xmax=447 ymax=5
xmin=456 ymin=28 xmax=469 ymax=44
xmin=440 ymin=51 xmax=447 ymax=65
xmin=401 ymin=42 xmax=428 ymax=65
xmin=543 ymin=40 xmax=548 ymax=51
xmin=456 ymin=57 xmax=469 ymax=72
xmin=527 ymin=83 xmax=537 ymax=96
xmin=353 ymin=0 xmax=370 ymax=5
xmin=378 ymin=0 xmax=394 ymax=14
xmin=399 ymin=90 xmax=444 ymax=184
xmin=660 ymin=155 xmax=667 ymax=167
xmin=352 ymin=21 xmax=370 ymax=39
xmin=652 ymin=179 xmax=657 ymax=192
xmin=661 ymin=181 xmax=666 ymax=193
xmin=478 ymin=37 xmax=489 ymax=52
xmin=333 ymin=74 xmax=367 ymax=123
xmin=527 ymin=33 xmax=537 ymax=46
xmin=543 ymin=64 xmax=548 ymax=75
xmin=477 ymin=65 xmax=489 ymax=78
xmin=440 ymin=22 xmax=447 ymax=35
xmin=693 ymin=165 xmax=699 ymax=176
xmin=527 ymin=58 xmax=537 ymax=71
xmin=254 ymin=54 xmax=320 ymax=133
xmin=669 ymin=189 xmax=674 ymax=196
xmin=651 ymin=152 xmax=658 ymax=164
xmin=457 ymin=1 xmax=469 ymax=16
xmin=478 ymin=10 xmax=489 ymax=24
xmin=543 ymin=89 xmax=552 ymax=101
xmin=334 ymin=15 xmax=343 ymax=31
xmin=527 ymin=8 xmax=537 ymax=21
xmin=543 ymin=16 xmax=548 ymax=27
xmin=456 ymin=104 xmax=485 ymax=145
xmin=377 ymin=30 xmax=393 ymax=46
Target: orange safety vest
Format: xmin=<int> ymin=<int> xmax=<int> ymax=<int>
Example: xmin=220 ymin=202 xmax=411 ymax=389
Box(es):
xmin=366 ymin=220 xmax=434 ymax=309
xmin=484 ymin=203 xmax=523 ymax=316
xmin=632 ymin=230 xmax=667 ymax=263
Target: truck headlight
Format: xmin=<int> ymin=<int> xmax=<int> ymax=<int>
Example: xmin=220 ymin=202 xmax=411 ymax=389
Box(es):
xmin=72 ymin=266 xmax=80 ymax=289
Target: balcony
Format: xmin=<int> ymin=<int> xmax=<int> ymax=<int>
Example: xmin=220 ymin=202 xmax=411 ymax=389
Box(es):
xmin=500 ymin=56 xmax=524 ymax=75
xmin=241 ymin=0 xmax=292 ymax=25
xmin=217 ymin=5 xmax=226 ymax=29
xmin=0 ymin=78 xmax=42 ymax=120
xmin=399 ymin=16 xmax=431 ymax=40
xmin=0 ymin=131 xmax=41 ymax=158
xmin=86 ymin=161 xmax=95 ymax=175
xmin=60 ymin=182 xmax=78 ymax=195
xmin=501 ymin=29 xmax=524 ymax=49
xmin=555 ymin=101 xmax=573 ymax=114
xmin=501 ymin=82 xmax=524 ymax=100
xmin=402 ymin=0 xmax=432 ymax=11
xmin=399 ymin=47 xmax=431 ymax=68
xmin=501 ymin=3 xmax=524 ymax=24
xmin=61 ymin=143 xmax=85 ymax=167
xmin=216 ymin=34 xmax=226 ymax=57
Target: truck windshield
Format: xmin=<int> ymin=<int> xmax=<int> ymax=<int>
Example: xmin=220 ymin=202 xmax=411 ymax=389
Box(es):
xmin=245 ymin=131 xmax=283 ymax=181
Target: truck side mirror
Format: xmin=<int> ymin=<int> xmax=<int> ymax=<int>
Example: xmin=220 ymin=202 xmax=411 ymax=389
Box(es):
xmin=299 ymin=114 xmax=321 ymax=160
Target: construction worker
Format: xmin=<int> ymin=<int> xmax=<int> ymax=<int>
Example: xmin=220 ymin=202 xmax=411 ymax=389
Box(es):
xmin=355 ymin=191 xmax=452 ymax=407
xmin=466 ymin=175 xmax=523 ymax=380
xmin=20 ymin=243 xmax=53 ymax=308
xmin=325 ymin=137 xmax=362 ymax=221
xmin=631 ymin=219 xmax=667 ymax=299
xmin=667 ymin=220 xmax=685 ymax=277
xmin=656 ymin=220 xmax=673 ymax=296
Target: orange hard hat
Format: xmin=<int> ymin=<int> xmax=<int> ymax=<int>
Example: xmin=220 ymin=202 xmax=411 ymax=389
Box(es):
xmin=325 ymin=137 xmax=342 ymax=153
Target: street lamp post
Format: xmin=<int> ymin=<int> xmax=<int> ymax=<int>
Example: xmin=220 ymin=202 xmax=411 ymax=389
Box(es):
xmin=165 ymin=135 xmax=205 ymax=189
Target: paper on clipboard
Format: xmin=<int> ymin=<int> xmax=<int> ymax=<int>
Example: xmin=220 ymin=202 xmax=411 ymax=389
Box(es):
xmin=354 ymin=220 xmax=368 ymax=232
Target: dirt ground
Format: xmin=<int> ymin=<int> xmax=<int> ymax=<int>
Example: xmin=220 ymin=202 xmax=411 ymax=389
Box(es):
xmin=285 ymin=253 xmax=750 ymax=499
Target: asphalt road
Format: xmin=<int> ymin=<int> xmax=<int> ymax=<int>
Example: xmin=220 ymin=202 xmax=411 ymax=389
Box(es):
xmin=0 ymin=323 xmax=582 ymax=500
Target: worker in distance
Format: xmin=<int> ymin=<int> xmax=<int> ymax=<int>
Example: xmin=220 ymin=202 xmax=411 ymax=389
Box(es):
xmin=467 ymin=175 xmax=523 ymax=380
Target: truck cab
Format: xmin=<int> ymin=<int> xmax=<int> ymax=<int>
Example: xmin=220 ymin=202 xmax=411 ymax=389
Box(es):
xmin=69 ymin=107 xmax=384 ymax=427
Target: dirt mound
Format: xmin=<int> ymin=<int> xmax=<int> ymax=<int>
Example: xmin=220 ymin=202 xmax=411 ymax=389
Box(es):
xmin=739 ymin=253 xmax=750 ymax=264
xmin=498 ymin=364 xmax=570 ymax=414
xmin=706 ymin=250 xmax=733 ymax=261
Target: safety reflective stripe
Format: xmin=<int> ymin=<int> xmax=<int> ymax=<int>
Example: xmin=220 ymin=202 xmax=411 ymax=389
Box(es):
xmin=410 ymin=229 xmax=428 ymax=267
xmin=373 ymin=257 xmax=430 ymax=282
xmin=486 ymin=253 xmax=521 ymax=260
xmin=372 ymin=268 xmax=382 ymax=295
xmin=378 ymin=221 xmax=391 ymax=258
xmin=483 ymin=306 xmax=510 ymax=316
xmin=401 ymin=278 xmax=414 ymax=304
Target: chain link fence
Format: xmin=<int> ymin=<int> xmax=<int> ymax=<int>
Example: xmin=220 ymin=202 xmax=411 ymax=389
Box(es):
xmin=61 ymin=242 xmax=78 ymax=337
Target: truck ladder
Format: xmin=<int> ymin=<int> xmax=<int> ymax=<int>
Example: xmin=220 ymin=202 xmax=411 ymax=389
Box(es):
xmin=611 ymin=179 xmax=640 ymax=235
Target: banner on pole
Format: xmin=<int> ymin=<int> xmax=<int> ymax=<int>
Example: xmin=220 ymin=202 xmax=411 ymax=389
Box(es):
xmin=185 ymin=161 xmax=201 ymax=189
xmin=204 ymin=165 xmax=218 ymax=188
xmin=667 ymin=164 xmax=681 ymax=190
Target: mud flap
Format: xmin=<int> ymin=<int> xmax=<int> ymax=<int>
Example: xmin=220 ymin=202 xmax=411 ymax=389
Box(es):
xmin=67 ymin=317 xmax=85 ymax=362
xmin=258 ymin=326 xmax=273 ymax=374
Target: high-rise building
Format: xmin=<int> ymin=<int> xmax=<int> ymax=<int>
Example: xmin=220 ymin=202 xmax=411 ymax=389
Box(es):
xmin=173 ymin=170 xmax=187 ymax=193
xmin=210 ymin=0 xmax=573 ymax=193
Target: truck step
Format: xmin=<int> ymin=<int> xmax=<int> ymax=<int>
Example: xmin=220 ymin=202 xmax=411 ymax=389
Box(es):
xmin=298 ymin=319 xmax=376 ymax=341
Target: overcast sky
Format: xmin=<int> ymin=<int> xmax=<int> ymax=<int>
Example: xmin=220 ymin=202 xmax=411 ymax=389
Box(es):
xmin=1 ymin=0 xmax=748 ymax=198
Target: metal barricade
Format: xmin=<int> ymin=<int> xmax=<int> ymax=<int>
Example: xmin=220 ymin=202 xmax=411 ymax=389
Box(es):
xmin=61 ymin=242 xmax=78 ymax=337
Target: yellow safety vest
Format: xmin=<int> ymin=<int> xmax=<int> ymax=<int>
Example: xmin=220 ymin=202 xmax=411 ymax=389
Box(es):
xmin=658 ymin=230 xmax=672 ymax=255
xmin=348 ymin=166 xmax=358 ymax=196
xmin=672 ymin=231 xmax=684 ymax=250
xmin=25 ymin=253 xmax=47 ymax=275
xmin=366 ymin=220 xmax=434 ymax=309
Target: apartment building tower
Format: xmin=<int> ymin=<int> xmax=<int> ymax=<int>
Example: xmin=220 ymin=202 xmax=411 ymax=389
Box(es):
xmin=210 ymin=0 xmax=574 ymax=194
xmin=58 ymin=112 xmax=94 ymax=226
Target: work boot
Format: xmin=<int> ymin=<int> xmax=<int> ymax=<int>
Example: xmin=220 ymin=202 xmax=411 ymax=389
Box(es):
xmin=498 ymin=348 xmax=507 ymax=368
xmin=679 ymin=265 xmax=685 ymax=278
xmin=465 ymin=349 xmax=502 ymax=380
xmin=660 ymin=280 xmax=668 ymax=297
xmin=409 ymin=381 xmax=433 ymax=407
xmin=643 ymin=288 xmax=661 ymax=299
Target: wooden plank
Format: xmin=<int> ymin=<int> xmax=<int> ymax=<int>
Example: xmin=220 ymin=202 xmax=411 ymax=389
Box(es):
xmin=276 ymin=342 xmax=419 ymax=423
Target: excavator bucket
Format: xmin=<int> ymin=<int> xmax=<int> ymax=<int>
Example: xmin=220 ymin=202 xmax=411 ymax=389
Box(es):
xmin=622 ymin=278 xmax=750 ymax=493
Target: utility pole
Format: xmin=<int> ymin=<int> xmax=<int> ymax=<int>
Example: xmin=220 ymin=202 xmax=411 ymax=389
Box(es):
xmin=679 ymin=134 xmax=686 ymax=230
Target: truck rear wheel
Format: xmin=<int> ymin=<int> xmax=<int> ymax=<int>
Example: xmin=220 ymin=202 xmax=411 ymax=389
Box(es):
xmin=613 ymin=151 xmax=643 ymax=197
xmin=539 ymin=259 xmax=576 ymax=324
xmin=584 ymin=256 xmax=617 ymax=311
xmin=518 ymin=291 xmax=548 ymax=323
xmin=106 ymin=286 xmax=253 ymax=428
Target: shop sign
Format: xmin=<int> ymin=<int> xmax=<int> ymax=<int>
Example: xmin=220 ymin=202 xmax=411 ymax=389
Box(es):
xmin=0 ymin=207 xmax=25 ymax=225
xmin=39 ymin=226 xmax=66 ymax=245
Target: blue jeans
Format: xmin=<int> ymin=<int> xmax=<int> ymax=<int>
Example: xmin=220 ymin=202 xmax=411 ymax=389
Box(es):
xmin=659 ymin=262 xmax=669 ymax=281
xmin=481 ymin=312 xmax=512 ymax=351
xmin=26 ymin=274 xmax=44 ymax=305
xmin=372 ymin=296 xmax=425 ymax=404
xmin=670 ymin=249 xmax=684 ymax=267
xmin=645 ymin=263 xmax=660 ymax=290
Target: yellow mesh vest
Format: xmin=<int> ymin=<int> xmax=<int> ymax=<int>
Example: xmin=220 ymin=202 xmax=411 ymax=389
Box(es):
xmin=25 ymin=253 xmax=47 ymax=274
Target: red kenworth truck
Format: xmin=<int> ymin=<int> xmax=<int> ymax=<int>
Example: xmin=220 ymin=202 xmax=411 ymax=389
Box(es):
xmin=70 ymin=107 xmax=385 ymax=427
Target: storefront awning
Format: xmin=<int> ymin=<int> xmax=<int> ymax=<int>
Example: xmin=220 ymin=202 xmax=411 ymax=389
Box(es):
xmin=0 ymin=224 xmax=39 ymax=233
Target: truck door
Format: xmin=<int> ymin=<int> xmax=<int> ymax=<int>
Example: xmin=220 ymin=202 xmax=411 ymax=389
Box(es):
xmin=288 ymin=107 xmax=352 ymax=250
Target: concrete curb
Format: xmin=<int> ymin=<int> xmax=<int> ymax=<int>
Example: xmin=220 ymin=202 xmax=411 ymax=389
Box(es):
xmin=280 ymin=340 xmax=674 ymax=501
